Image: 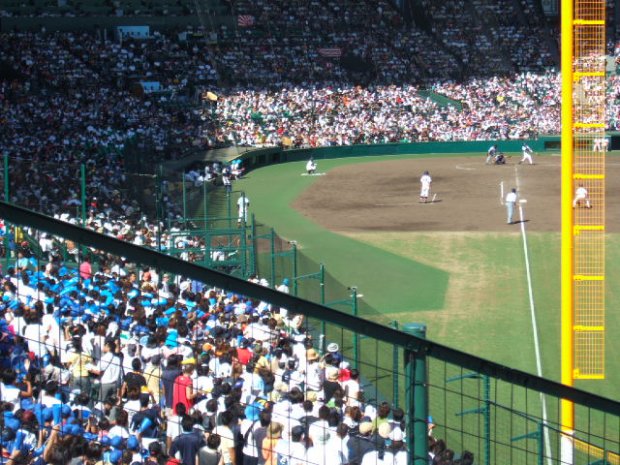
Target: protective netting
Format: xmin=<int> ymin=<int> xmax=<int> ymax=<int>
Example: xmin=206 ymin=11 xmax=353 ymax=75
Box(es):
xmin=572 ymin=0 xmax=606 ymax=379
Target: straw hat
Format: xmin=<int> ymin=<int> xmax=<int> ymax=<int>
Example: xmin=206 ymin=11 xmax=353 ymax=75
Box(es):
xmin=306 ymin=348 xmax=319 ymax=362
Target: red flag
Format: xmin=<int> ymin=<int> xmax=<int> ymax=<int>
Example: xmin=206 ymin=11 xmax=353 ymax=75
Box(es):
xmin=237 ymin=15 xmax=255 ymax=27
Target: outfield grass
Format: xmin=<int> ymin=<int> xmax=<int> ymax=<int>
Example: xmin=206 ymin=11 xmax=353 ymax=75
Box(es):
xmin=234 ymin=153 xmax=620 ymax=402
xmin=237 ymin=156 xmax=450 ymax=313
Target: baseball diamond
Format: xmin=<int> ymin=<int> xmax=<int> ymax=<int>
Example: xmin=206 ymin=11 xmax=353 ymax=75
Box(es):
xmin=292 ymin=155 xmax=620 ymax=233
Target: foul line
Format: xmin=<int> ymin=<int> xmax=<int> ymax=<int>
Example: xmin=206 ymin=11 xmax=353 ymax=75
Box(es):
xmin=514 ymin=166 xmax=553 ymax=465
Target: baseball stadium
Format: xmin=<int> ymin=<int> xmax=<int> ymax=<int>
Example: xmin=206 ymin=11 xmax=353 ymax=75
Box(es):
xmin=1 ymin=1 xmax=620 ymax=465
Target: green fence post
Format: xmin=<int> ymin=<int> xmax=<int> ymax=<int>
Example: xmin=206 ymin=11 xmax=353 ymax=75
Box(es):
xmin=156 ymin=166 xmax=162 ymax=253
xmin=227 ymin=191 xmax=233 ymax=230
xmin=80 ymin=164 xmax=86 ymax=227
xmin=182 ymin=172 xmax=187 ymax=227
xmin=537 ymin=421 xmax=544 ymax=465
xmin=447 ymin=372 xmax=491 ymax=465
xmin=292 ymin=241 xmax=298 ymax=296
xmin=320 ymin=264 xmax=326 ymax=337
xmin=483 ymin=375 xmax=491 ymax=465
xmin=403 ymin=323 xmax=428 ymax=465
xmin=4 ymin=153 xmax=9 ymax=271
xmin=203 ymin=179 xmax=208 ymax=230
xmin=250 ymin=214 xmax=257 ymax=277
xmin=511 ymin=421 xmax=544 ymax=465
xmin=80 ymin=163 xmax=87 ymax=258
xmin=392 ymin=320 xmax=399 ymax=408
xmin=270 ymin=228 xmax=276 ymax=287
xmin=241 ymin=214 xmax=247 ymax=278
xmin=351 ymin=287 xmax=359 ymax=369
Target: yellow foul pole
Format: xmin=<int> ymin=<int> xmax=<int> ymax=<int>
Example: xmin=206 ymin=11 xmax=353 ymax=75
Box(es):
xmin=560 ymin=0 xmax=574 ymax=437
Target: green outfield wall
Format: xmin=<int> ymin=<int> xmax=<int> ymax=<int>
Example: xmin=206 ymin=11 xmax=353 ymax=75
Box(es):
xmin=232 ymin=136 xmax=561 ymax=172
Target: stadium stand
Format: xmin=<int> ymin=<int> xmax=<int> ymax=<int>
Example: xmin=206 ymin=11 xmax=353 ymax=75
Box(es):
xmin=0 ymin=2 xmax=619 ymax=464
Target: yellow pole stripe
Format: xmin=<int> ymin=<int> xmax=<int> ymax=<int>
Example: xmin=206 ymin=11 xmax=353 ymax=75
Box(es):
xmin=573 ymin=275 xmax=605 ymax=281
xmin=574 ymin=174 xmax=605 ymax=180
xmin=574 ymin=225 xmax=605 ymax=235
xmin=574 ymin=122 xmax=606 ymax=128
xmin=574 ymin=325 xmax=605 ymax=331
xmin=573 ymin=71 xmax=605 ymax=78
xmin=574 ymin=374 xmax=606 ymax=380
xmin=573 ymin=19 xmax=605 ymax=25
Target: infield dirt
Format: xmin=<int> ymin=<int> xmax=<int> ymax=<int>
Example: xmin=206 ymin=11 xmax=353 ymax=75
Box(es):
xmin=293 ymin=155 xmax=619 ymax=233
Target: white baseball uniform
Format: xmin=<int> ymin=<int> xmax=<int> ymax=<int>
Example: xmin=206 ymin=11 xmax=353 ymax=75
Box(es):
xmin=420 ymin=174 xmax=432 ymax=199
xmin=520 ymin=144 xmax=533 ymax=164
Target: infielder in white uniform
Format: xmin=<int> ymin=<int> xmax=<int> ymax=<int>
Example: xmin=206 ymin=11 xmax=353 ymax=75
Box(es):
xmin=237 ymin=194 xmax=250 ymax=223
xmin=420 ymin=171 xmax=432 ymax=203
xmin=306 ymin=157 xmax=317 ymax=174
xmin=573 ymin=185 xmax=592 ymax=208
xmin=519 ymin=144 xmax=534 ymax=165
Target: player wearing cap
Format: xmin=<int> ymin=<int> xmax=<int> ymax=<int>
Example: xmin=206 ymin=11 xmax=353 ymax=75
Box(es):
xmin=505 ymin=188 xmax=517 ymax=224
xmin=519 ymin=143 xmax=534 ymax=165
xmin=573 ymin=184 xmax=592 ymax=208
xmin=420 ymin=171 xmax=432 ymax=203
xmin=306 ymin=157 xmax=317 ymax=174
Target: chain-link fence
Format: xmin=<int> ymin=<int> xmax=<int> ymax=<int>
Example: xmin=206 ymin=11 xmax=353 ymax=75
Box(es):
xmin=0 ymin=202 xmax=618 ymax=465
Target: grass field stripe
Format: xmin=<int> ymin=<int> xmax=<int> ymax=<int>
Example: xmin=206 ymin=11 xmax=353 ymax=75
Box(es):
xmin=515 ymin=166 xmax=553 ymax=464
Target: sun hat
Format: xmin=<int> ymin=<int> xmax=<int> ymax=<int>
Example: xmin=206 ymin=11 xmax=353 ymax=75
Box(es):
xmin=306 ymin=348 xmax=319 ymax=361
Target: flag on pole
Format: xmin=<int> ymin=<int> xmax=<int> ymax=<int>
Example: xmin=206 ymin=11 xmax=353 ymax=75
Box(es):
xmin=318 ymin=48 xmax=342 ymax=58
xmin=237 ymin=15 xmax=255 ymax=27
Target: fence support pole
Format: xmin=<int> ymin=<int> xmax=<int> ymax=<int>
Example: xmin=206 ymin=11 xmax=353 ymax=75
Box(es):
xmin=241 ymin=213 xmax=247 ymax=279
xmin=404 ymin=323 xmax=428 ymax=465
xmin=203 ymin=179 xmax=208 ymax=230
xmin=352 ymin=287 xmax=359 ymax=369
xmin=80 ymin=164 xmax=86 ymax=227
xmin=292 ymin=241 xmax=298 ymax=296
xmin=392 ymin=320 xmax=399 ymax=408
xmin=3 ymin=153 xmax=9 ymax=271
xmin=156 ymin=165 xmax=162 ymax=253
xmin=80 ymin=163 xmax=87 ymax=258
xmin=270 ymin=228 xmax=276 ymax=287
xmin=182 ymin=172 xmax=187 ymax=227
xmin=250 ymin=214 xmax=257 ymax=277
xmin=484 ymin=375 xmax=491 ymax=465
xmin=320 ymin=264 xmax=326 ymax=337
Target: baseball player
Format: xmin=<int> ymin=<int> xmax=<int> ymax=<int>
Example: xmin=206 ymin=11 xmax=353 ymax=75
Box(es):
xmin=306 ymin=157 xmax=317 ymax=174
xmin=519 ymin=144 xmax=534 ymax=165
xmin=592 ymin=137 xmax=609 ymax=152
xmin=505 ymin=188 xmax=517 ymax=224
xmin=237 ymin=194 xmax=250 ymax=224
xmin=420 ymin=171 xmax=432 ymax=203
xmin=573 ymin=184 xmax=592 ymax=208
xmin=486 ymin=145 xmax=497 ymax=164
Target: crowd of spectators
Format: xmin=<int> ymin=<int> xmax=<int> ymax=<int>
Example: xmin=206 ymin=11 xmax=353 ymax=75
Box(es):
xmin=421 ymin=0 xmax=555 ymax=77
xmin=214 ymin=71 xmax=562 ymax=147
xmin=0 ymin=228 xmax=482 ymax=465
xmin=0 ymin=1 xmax=611 ymax=464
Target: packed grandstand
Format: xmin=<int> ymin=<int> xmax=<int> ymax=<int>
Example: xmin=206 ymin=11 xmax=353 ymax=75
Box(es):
xmin=0 ymin=1 xmax=616 ymax=465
